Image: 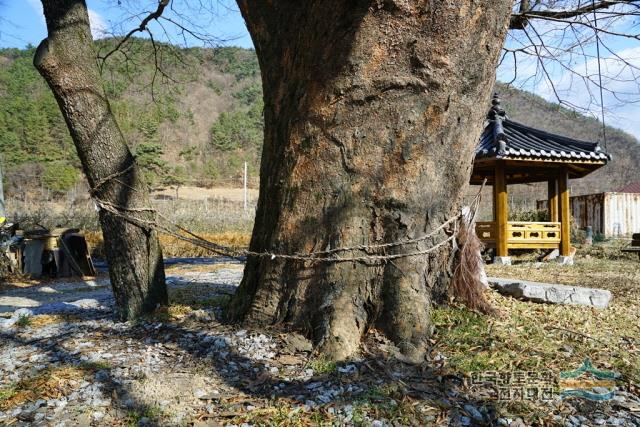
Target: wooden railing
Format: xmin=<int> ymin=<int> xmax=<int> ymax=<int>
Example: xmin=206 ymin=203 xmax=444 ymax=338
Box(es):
xmin=507 ymin=221 xmax=561 ymax=249
xmin=475 ymin=221 xmax=561 ymax=249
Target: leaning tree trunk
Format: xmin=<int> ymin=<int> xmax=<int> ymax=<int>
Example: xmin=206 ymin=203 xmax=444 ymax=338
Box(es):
xmin=35 ymin=0 xmax=167 ymax=319
xmin=229 ymin=1 xmax=512 ymax=361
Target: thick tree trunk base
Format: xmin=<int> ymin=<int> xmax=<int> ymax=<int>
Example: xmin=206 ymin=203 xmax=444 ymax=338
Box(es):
xmin=230 ymin=239 xmax=455 ymax=362
xmin=229 ymin=0 xmax=511 ymax=361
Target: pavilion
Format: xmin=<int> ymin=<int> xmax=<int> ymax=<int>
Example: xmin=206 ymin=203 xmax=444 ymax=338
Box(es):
xmin=470 ymin=94 xmax=610 ymax=264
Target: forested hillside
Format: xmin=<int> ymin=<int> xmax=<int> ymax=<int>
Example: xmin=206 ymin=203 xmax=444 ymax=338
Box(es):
xmin=0 ymin=40 xmax=638 ymax=197
xmin=0 ymin=39 xmax=263 ymax=195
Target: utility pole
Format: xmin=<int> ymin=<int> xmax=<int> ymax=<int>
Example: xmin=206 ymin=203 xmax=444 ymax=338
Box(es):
xmin=243 ymin=162 xmax=248 ymax=213
xmin=0 ymin=156 xmax=5 ymax=224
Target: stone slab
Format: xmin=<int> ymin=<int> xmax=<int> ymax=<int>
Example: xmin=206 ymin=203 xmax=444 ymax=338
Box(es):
xmin=489 ymin=277 xmax=612 ymax=308
xmin=493 ymin=256 xmax=512 ymax=266
xmin=557 ymin=256 xmax=574 ymax=265
xmin=541 ymin=249 xmax=559 ymax=261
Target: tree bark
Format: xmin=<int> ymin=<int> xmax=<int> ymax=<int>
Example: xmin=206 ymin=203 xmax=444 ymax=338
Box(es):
xmin=35 ymin=0 xmax=167 ymax=319
xmin=229 ymin=0 xmax=512 ymax=361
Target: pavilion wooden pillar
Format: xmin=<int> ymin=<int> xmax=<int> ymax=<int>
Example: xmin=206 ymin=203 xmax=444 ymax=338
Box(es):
xmin=558 ymin=167 xmax=571 ymax=257
xmin=547 ymin=179 xmax=558 ymax=222
xmin=494 ymin=160 xmax=509 ymax=259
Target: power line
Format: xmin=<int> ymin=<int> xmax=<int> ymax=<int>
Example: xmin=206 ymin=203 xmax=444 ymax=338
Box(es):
xmin=592 ymin=0 xmax=608 ymax=152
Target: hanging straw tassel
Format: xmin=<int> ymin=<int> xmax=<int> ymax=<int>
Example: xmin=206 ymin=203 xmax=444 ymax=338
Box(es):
xmin=450 ymin=203 xmax=498 ymax=315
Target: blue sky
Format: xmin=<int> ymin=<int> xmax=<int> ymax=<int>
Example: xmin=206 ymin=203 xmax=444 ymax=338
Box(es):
xmin=0 ymin=1 xmax=638 ymax=140
xmin=0 ymin=0 xmax=253 ymax=48
xmin=499 ymin=9 xmax=640 ymax=141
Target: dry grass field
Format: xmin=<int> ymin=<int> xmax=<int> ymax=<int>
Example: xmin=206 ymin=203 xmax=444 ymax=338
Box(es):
xmin=151 ymin=186 xmax=259 ymax=203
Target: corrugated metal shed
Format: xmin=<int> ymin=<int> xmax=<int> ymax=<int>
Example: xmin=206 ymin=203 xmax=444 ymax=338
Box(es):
xmin=571 ymin=193 xmax=605 ymax=234
xmin=604 ymin=193 xmax=640 ymax=236
xmin=538 ymin=192 xmax=640 ymax=236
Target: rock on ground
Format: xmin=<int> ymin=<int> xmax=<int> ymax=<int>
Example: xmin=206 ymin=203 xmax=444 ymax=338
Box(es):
xmin=489 ymin=277 xmax=612 ymax=308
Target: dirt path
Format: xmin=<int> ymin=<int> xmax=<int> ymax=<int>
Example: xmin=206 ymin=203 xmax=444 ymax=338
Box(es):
xmin=0 ymin=278 xmax=111 ymax=315
xmin=0 ymin=258 xmax=242 ymax=316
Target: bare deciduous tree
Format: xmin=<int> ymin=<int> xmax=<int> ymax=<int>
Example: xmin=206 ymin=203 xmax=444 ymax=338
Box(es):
xmin=225 ymin=0 xmax=513 ymax=362
xmin=227 ymin=0 xmax=640 ymax=361
xmin=35 ymin=0 xmax=167 ymax=320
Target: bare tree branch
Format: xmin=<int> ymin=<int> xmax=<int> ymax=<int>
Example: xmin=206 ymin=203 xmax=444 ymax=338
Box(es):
xmin=98 ymin=0 xmax=170 ymax=69
xmin=510 ymin=0 xmax=639 ymax=29
xmin=501 ymin=0 xmax=640 ymax=119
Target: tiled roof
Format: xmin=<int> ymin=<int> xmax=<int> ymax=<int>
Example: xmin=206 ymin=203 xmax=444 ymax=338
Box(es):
xmin=476 ymin=95 xmax=611 ymax=163
xmin=616 ymin=181 xmax=640 ymax=193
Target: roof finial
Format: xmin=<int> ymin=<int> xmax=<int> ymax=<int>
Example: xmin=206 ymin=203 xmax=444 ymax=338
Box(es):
xmin=492 ymin=92 xmax=501 ymax=106
xmin=488 ymin=92 xmax=506 ymax=120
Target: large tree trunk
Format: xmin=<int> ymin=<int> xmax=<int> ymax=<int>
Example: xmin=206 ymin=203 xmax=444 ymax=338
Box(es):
xmin=229 ymin=0 xmax=512 ymax=361
xmin=35 ymin=0 xmax=167 ymax=319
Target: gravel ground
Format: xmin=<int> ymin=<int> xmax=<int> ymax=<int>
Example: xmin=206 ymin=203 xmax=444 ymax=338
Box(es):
xmin=0 ymin=260 xmax=639 ymax=426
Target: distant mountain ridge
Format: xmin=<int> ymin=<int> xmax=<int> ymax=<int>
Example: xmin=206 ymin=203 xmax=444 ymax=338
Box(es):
xmin=0 ymin=40 xmax=263 ymax=194
xmin=0 ymin=40 xmax=637 ymax=196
